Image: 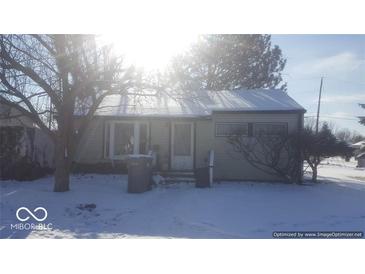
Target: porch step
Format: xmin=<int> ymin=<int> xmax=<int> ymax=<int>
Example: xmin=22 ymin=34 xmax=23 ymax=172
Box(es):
xmin=164 ymin=177 xmax=196 ymax=184
xmin=153 ymin=171 xmax=196 ymax=184
xmin=158 ymin=171 xmax=195 ymax=178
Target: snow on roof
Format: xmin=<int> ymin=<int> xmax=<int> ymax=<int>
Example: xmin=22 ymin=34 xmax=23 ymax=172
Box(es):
xmin=94 ymin=89 xmax=306 ymax=118
xmin=352 ymin=140 xmax=365 ymax=148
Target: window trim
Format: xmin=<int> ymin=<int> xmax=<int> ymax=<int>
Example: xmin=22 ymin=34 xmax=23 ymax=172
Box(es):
xmin=253 ymin=122 xmax=288 ymax=136
xmin=105 ymin=120 xmax=150 ymax=160
xmin=215 ymin=122 xmax=249 ymax=137
xmin=103 ymin=122 xmax=110 ymax=158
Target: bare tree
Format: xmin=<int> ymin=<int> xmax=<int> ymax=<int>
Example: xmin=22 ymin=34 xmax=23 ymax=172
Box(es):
xmin=335 ymin=128 xmax=365 ymax=144
xmin=0 ymin=35 xmax=136 ymax=192
xmin=228 ymin=123 xmax=354 ymax=183
xmin=228 ymin=133 xmax=302 ymax=183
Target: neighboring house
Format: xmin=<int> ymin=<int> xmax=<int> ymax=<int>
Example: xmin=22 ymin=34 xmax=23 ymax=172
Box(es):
xmin=356 ymin=153 xmax=365 ymax=168
xmin=0 ymin=102 xmax=54 ymax=169
xmin=352 ymin=140 xmax=365 ymax=168
xmin=351 ymin=140 xmax=365 ymax=150
xmin=74 ymin=89 xmax=306 ymax=181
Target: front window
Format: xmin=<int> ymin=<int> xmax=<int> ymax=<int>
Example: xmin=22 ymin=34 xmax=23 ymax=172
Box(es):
xmin=114 ymin=123 xmax=134 ymax=156
xmin=105 ymin=121 xmax=149 ymax=158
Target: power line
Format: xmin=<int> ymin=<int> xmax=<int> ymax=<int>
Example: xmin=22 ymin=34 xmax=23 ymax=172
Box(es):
xmin=305 ymin=115 xmax=359 ymax=121
xmin=283 ymin=74 xmax=365 ymax=87
xmin=324 ymin=76 xmax=365 ymax=87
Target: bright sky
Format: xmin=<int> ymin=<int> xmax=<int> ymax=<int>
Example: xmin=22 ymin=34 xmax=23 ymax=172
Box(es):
xmin=100 ymin=33 xmax=199 ymax=72
xmin=272 ymin=35 xmax=365 ymax=133
xmin=100 ymin=34 xmax=365 ymax=134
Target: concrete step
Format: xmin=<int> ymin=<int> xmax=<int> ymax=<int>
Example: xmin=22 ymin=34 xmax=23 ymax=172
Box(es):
xmin=153 ymin=171 xmax=196 ymax=184
xmin=155 ymin=171 xmax=195 ymax=178
xmin=164 ymin=177 xmax=196 ymax=183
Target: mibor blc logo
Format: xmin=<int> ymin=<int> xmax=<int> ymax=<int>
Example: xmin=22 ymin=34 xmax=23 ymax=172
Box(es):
xmin=11 ymin=207 xmax=52 ymax=231
xmin=16 ymin=207 xmax=48 ymax=222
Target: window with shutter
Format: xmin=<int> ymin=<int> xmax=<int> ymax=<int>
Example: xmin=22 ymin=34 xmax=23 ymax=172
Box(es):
xmin=215 ymin=123 xmax=248 ymax=137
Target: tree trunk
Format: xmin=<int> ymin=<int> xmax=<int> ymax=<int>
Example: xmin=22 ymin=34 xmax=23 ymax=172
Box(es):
xmin=312 ymin=166 xmax=318 ymax=182
xmin=53 ymin=137 xmax=70 ymax=192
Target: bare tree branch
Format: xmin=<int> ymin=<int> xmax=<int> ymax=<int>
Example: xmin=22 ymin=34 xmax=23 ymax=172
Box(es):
xmin=0 ymin=34 xmax=136 ymax=191
xmin=228 ymin=133 xmax=301 ymax=182
xmin=31 ymin=35 xmax=56 ymax=56
xmin=0 ymin=96 xmax=55 ymax=141
xmin=0 ymin=40 xmax=61 ymax=109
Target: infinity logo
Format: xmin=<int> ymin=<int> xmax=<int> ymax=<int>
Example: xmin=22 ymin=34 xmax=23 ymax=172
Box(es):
xmin=16 ymin=207 xmax=48 ymax=222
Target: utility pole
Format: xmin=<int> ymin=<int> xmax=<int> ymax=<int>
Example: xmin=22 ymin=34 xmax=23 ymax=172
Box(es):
xmin=315 ymin=77 xmax=324 ymax=134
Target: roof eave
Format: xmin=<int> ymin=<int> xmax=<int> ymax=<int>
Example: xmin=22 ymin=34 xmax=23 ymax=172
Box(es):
xmin=211 ymin=109 xmax=307 ymax=114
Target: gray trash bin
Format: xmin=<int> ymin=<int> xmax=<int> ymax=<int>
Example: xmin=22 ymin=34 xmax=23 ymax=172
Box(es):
xmin=127 ymin=155 xmax=153 ymax=193
xmin=194 ymin=167 xmax=210 ymax=188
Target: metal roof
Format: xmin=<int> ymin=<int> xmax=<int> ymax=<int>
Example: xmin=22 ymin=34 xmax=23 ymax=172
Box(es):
xmin=94 ymin=89 xmax=306 ymax=118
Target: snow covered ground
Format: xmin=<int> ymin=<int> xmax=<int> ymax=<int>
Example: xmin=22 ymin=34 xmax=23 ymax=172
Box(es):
xmin=1 ymin=162 xmax=364 ymax=239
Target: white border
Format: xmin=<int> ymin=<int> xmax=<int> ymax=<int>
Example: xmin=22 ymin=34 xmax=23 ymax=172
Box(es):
xmin=1 ymin=240 xmax=364 ymax=274
xmin=1 ymin=0 xmax=364 ymax=34
xmin=1 ymin=0 xmax=364 ymax=273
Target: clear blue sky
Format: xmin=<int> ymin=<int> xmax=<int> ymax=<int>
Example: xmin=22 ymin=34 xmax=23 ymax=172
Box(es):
xmin=271 ymin=35 xmax=365 ymax=134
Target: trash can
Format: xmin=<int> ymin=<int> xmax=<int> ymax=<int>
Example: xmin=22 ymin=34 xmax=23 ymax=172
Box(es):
xmin=127 ymin=155 xmax=153 ymax=193
xmin=194 ymin=167 xmax=210 ymax=188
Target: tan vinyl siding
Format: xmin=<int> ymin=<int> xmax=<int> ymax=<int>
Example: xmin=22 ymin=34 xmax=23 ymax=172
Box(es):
xmin=75 ymin=112 xmax=302 ymax=181
xmin=212 ymin=112 xmax=300 ymax=181
xmin=75 ymin=117 xmax=172 ymax=167
xmin=75 ymin=117 xmax=104 ymax=163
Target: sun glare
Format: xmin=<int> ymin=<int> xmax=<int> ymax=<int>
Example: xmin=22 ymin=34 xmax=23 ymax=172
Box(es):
xmin=100 ymin=33 xmax=199 ymax=72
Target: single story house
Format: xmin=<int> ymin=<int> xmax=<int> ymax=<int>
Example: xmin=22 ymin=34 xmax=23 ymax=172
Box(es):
xmin=356 ymin=152 xmax=365 ymax=168
xmin=351 ymin=140 xmax=365 ymax=168
xmin=351 ymin=140 xmax=365 ymax=150
xmin=74 ymin=89 xmax=306 ymax=181
xmin=0 ymin=102 xmax=54 ymax=179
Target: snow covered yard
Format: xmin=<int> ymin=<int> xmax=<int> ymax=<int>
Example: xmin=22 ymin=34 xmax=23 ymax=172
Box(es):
xmin=1 ymin=164 xmax=365 ymax=239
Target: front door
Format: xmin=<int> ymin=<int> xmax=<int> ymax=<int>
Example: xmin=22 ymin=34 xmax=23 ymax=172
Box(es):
xmin=171 ymin=122 xmax=194 ymax=170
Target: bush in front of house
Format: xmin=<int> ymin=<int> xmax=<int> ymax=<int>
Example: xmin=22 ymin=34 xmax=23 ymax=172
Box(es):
xmin=0 ymin=126 xmax=23 ymax=177
xmin=1 ymin=156 xmax=54 ymax=181
xmin=71 ymin=161 xmax=128 ymax=174
xmin=228 ymin=122 xmax=354 ymax=183
xmin=1 ymin=126 xmax=53 ymax=181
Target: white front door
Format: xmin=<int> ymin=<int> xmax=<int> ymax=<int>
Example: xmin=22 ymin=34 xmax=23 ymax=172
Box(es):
xmin=171 ymin=122 xmax=194 ymax=170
